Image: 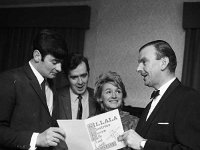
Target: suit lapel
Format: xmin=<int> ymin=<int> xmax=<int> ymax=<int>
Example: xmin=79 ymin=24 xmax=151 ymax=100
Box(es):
xmin=138 ymin=79 xmax=181 ymax=136
xmin=51 ymin=80 xmax=58 ymax=118
xmin=61 ymin=87 xmax=72 ymax=119
xmin=88 ymin=88 xmax=96 ymax=116
xmin=136 ymin=101 xmax=152 ymax=134
xmin=23 ymin=64 xmax=50 ymax=115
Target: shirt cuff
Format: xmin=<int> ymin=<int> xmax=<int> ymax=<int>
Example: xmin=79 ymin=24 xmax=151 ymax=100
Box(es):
xmin=140 ymin=139 xmax=147 ymax=149
xmin=29 ymin=133 xmax=39 ymax=150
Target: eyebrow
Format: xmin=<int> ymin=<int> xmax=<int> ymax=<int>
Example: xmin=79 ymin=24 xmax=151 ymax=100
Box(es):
xmin=70 ymin=73 xmax=88 ymax=77
xmin=138 ymin=57 xmax=147 ymax=63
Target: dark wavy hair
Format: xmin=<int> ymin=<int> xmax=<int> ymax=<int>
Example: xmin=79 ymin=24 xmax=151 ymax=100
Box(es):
xmin=64 ymin=53 xmax=90 ymax=75
xmin=33 ymin=29 xmax=68 ymax=61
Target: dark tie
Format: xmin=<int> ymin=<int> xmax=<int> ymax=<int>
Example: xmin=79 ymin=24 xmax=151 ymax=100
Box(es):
xmin=150 ymin=90 xmax=160 ymax=99
xmin=41 ymin=80 xmax=46 ymax=96
xmin=77 ymin=95 xmax=83 ymax=119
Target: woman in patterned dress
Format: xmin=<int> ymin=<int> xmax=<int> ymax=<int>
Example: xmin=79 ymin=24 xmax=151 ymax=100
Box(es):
xmin=93 ymin=71 xmax=139 ymax=150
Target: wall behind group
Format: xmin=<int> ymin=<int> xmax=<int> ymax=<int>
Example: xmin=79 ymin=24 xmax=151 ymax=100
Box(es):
xmin=84 ymin=0 xmax=197 ymax=107
xmin=1 ymin=0 xmax=197 ymax=107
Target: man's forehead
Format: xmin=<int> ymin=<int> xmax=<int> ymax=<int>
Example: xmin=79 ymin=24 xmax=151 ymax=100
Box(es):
xmin=140 ymin=46 xmax=156 ymax=56
xmin=69 ymin=68 xmax=88 ymax=76
xmin=69 ymin=72 xmax=88 ymax=77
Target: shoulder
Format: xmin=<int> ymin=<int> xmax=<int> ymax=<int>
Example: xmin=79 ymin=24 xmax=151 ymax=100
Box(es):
xmin=178 ymin=85 xmax=200 ymax=107
xmin=120 ymin=111 xmax=139 ymax=130
xmin=0 ymin=66 xmax=26 ymax=92
xmin=57 ymin=86 xmax=70 ymax=94
xmin=0 ymin=66 xmax=25 ymax=81
xmin=120 ymin=111 xmax=138 ymax=120
xmin=172 ymin=83 xmax=200 ymax=103
xmin=87 ymin=87 xmax=94 ymax=93
xmin=87 ymin=87 xmax=95 ymax=97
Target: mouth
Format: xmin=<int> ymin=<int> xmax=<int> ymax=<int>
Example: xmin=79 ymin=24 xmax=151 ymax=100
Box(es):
xmin=76 ymin=85 xmax=85 ymax=91
xmin=141 ymin=73 xmax=148 ymax=80
xmin=109 ymin=99 xmax=119 ymax=103
xmin=51 ymin=72 xmax=58 ymax=75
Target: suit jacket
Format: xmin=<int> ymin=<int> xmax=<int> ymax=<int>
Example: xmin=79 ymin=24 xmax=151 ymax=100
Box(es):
xmin=0 ymin=64 xmax=59 ymax=150
xmin=57 ymin=86 xmax=99 ymax=119
xmin=136 ymin=78 xmax=200 ymax=150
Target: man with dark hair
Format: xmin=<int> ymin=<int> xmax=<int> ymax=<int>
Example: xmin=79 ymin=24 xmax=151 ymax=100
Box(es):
xmin=119 ymin=40 xmax=200 ymax=150
xmin=0 ymin=29 xmax=68 ymax=150
xmin=57 ymin=53 xmax=99 ymax=120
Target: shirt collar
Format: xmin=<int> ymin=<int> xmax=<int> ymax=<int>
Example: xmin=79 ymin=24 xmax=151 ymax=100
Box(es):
xmin=29 ymin=61 xmax=44 ymax=85
xmin=158 ymin=77 xmax=176 ymax=96
xmin=69 ymin=88 xmax=88 ymax=102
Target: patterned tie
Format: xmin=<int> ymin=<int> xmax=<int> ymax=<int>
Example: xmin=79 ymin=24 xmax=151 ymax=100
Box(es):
xmin=77 ymin=95 xmax=83 ymax=119
xmin=150 ymin=90 xmax=160 ymax=99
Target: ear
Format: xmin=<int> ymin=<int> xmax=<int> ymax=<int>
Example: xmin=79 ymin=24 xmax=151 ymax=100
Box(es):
xmin=33 ymin=50 xmax=42 ymax=63
xmin=160 ymin=57 xmax=169 ymax=71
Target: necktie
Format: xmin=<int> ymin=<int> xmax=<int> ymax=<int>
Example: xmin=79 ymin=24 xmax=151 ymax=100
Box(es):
xmin=41 ymin=80 xmax=53 ymax=115
xmin=77 ymin=95 xmax=83 ymax=119
xmin=150 ymin=90 xmax=160 ymax=99
xmin=41 ymin=80 xmax=46 ymax=96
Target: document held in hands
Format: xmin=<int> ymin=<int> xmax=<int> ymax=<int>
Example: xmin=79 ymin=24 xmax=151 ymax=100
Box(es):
xmin=57 ymin=109 xmax=125 ymax=150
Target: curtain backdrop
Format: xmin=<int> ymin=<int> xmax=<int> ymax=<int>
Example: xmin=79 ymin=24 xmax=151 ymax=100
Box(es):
xmin=0 ymin=6 xmax=90 ymax=88
xmin=182 ymin=2 xmax=200 ymax=92
xmin=181 ymin=29 xmax=200 ymax=92
xmin=0 ymin=27 xmax=85 ymax=72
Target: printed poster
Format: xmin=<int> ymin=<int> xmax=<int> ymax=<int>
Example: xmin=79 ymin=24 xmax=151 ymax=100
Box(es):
xmin=57 ymin=109 xmax=125 ymax=150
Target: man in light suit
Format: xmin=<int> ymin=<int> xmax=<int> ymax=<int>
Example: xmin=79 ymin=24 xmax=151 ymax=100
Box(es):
xmin=0 ymin=29 xmax=67 ymax=150
xmin=57 ymin=53 xmax=99 ymax=120
xmin=120 ymin=40 xmax=200 ymax=150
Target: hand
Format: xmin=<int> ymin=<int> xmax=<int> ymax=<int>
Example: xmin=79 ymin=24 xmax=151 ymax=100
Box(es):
xmin=118 ymin=129 xmax=145 ymax=150
xmin=36 ymin=127 xmax=66 ymax=147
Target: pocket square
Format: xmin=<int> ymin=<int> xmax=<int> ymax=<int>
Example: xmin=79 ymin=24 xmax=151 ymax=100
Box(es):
xmin=157 ymin=122 xmax=169 ymax=125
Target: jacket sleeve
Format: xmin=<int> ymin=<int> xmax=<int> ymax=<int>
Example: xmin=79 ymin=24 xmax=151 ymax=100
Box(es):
xmin=144 ymin=90 xmax=200 ymax=150
xmin=0 ymin=72 xmax=32 ymax=149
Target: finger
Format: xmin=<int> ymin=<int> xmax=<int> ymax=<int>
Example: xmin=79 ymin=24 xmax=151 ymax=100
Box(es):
xmin=121 ymin=131 xmax=129 ymax=139
xmin=51 ymin=127 xmax=66 ymax=137
xmin=47 ymin=140 xmax=58 ymax=147
xmin=52 ymin=136 xmax=60 ymax=143
xmin=52 ymin=132 xmax=65 ymax=141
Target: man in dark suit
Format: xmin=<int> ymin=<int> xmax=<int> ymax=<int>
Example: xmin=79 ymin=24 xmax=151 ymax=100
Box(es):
xmin=0 ymin=29 xmax=67 ymax=150
xmin=120 ymin=40 xmax=200 ymax=150
xmin=57 ymin=53 xmax=99 ymax=120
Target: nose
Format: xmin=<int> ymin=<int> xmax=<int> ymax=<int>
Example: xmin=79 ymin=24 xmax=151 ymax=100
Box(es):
xmin=136 ymin=63 xmax=142 ymax=73
xmin=77 ymin=77 xmax=83 ymax=84
xmin=56 ymin=63 xmax=62 ymax=72
xmin=112 ymin=92 xmax=117 ymax=98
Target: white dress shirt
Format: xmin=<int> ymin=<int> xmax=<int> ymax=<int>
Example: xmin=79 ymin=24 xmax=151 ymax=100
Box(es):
xmin=146 ymin=77 xmax=176 ymax=120
xmin=29 ymin=61 xmax=53 ymax=150
xmin=70 ymin=88 xmax=89 ymax=119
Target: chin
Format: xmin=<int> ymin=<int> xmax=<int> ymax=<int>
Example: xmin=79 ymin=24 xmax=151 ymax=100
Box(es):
xmin=77 ymin=90 xmax=86 ymax=95
xmin=48 ymin=74 xmax=57 ymax=78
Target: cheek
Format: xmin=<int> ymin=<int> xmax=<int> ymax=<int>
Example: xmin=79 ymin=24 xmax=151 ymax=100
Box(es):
xmin=101 ymin=94 xmax=110 ymax=102
xmin=118 ymin=93 xmax=123 ymax=99
xmin=83 ymin=77 xmax=89 ymax=83
xmin=69 ymin=79 xmax=77 ymax=86
xmin=46 ymin=63 xmax=54 ymax=70
xmin=117 ymin=95 xmax=123 ymax=104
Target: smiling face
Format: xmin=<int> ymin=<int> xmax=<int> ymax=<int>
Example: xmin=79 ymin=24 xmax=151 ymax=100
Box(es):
xmin=137 ymin=45 xmax=162 ymax=89
xmin=68 ymin=61 xmax=89 ymax=95
xmin=100 ymin=82 xmax=123 ymax=111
